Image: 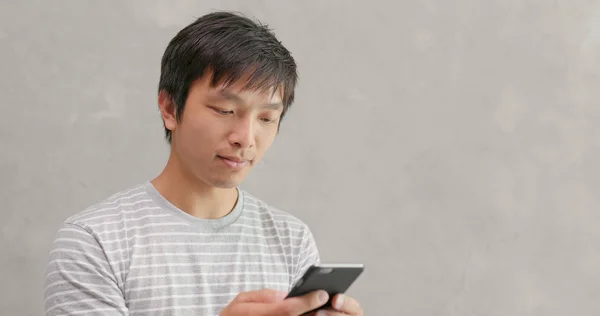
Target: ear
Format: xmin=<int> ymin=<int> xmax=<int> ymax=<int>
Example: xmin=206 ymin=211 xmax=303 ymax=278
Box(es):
xmin=158 ymin=90 xmax=178 ymax=133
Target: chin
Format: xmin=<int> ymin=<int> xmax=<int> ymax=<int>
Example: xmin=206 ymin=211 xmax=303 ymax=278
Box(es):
xmin=210 ymin=182 xmax=238 ymax=189
xmin=208 ymin=177 xmax=244 ymax=189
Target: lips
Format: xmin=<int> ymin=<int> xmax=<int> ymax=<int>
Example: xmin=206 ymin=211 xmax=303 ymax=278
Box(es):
xmin=218 ymin=156 xmax=250 ymax=169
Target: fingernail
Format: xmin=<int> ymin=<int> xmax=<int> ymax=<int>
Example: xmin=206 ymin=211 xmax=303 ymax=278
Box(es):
xmin=316 ymin=310 xmax=328 ymax=316
xmin=334 ymin=294 xmax=345 ymax=309
xmin=318 ymin=291 xmax=329 ymax=304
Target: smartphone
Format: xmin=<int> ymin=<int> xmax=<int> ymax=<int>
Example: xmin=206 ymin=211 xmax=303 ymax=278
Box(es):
xmin=285 ymin=263 xmax=364 ymax=310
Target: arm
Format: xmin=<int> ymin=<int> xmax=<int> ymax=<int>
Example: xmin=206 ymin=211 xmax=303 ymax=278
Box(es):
xmin=44 ymin=223 xmax=128 ymax=316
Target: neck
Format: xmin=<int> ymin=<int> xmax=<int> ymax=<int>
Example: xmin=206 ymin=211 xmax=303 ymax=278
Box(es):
xmin=151 ymin=152 xmax=239 ymax=219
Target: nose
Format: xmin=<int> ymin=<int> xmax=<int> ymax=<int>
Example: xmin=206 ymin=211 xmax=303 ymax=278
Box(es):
xmin=228 ymin=117 xmax=255 ymax=149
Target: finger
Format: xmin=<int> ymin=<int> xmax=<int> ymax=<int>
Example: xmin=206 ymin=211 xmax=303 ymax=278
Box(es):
xmin=331 ymin=294 xmax=362 ymax=314
xmin=306 ymin=308 xmax=346 ymax=316
xmin=276 ymin=290 xmax=329 ymax=315
xmin=233 ymin=289 xmax=288 ymax=304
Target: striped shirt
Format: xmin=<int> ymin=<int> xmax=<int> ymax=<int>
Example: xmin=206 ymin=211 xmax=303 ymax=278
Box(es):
xmin=44 ymin=181 xmax=320 ymax=316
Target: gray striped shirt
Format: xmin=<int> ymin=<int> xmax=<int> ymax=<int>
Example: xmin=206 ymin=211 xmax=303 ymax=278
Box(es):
xmin=44 ymin=181 xmax=320 ymax=316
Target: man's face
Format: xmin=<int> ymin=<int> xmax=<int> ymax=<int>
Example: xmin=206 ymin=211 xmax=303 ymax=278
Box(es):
xmin=162 ymin=73 xmax=284 ymax=189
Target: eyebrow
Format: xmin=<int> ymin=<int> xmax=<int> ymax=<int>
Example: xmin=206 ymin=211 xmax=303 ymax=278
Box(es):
xmin=219 ymin=90 xmax=283 ymax=110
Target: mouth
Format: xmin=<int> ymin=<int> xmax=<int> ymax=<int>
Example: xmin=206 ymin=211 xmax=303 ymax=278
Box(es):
xmin=217 ymin=155 xmax=251 ymax=170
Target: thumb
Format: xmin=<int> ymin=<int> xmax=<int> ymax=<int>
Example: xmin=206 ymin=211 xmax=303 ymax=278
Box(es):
xmin=232 ymin=289 xmax=288 ymax=304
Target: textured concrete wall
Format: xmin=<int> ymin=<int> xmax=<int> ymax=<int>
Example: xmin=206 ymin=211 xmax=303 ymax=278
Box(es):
xmin=2 ymin=1 xmax=600 ymax=315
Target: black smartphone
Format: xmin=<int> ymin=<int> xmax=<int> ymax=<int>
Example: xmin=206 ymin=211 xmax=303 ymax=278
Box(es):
xmin=285 ymin=263 xmax=364 ymax=310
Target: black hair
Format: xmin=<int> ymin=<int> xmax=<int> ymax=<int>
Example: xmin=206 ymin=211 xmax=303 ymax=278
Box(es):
xmin=158 ymin=11 xmax=299 ymax=143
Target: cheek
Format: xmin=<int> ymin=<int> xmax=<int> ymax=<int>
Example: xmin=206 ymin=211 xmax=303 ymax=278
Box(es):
xmin=255 ymin=130 xmax=277 ymax=154
xmin=178 ymin=119 xmax=219 ymax=155
xmin=184 ymin=109 xmax=222 ymax=137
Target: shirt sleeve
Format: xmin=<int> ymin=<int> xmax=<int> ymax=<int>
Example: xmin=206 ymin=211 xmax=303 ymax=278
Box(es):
xmin=292 ymin=226 xmax=321 ymax=286
xmin=44 ymin=223 xmax=128 ymax=316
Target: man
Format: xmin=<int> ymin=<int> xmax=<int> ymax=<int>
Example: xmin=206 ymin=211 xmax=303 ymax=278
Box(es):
xmin=44 ymin=11 xmax=363 ymax=316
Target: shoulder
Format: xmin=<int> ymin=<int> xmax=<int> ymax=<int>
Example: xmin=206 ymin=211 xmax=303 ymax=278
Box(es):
xmin=62 ymin=182 xmax=159 ymax=232
xmin=239 ymin=189 xmax=315 ymax=238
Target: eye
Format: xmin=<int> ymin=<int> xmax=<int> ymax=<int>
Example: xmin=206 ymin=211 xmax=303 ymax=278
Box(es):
xmin=211 ymin=107 xmax=233 ymax=115
xmin=260 ymin=117 xmax=277 ymax=124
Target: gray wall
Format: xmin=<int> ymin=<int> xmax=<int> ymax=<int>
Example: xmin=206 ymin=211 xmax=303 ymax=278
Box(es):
xmin=2 ymin=0 xmax=600 ymax=315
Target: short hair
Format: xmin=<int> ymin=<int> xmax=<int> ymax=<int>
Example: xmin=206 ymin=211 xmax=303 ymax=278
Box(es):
xmin=158 ymin=11 xmax=299 ymax=143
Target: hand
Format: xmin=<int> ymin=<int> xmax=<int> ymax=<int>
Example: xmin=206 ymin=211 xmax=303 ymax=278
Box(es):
xmin=306 ymin=294 xmax=363 ymax=316
xmin=220 ymin=288 xmax=330 ymax=316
